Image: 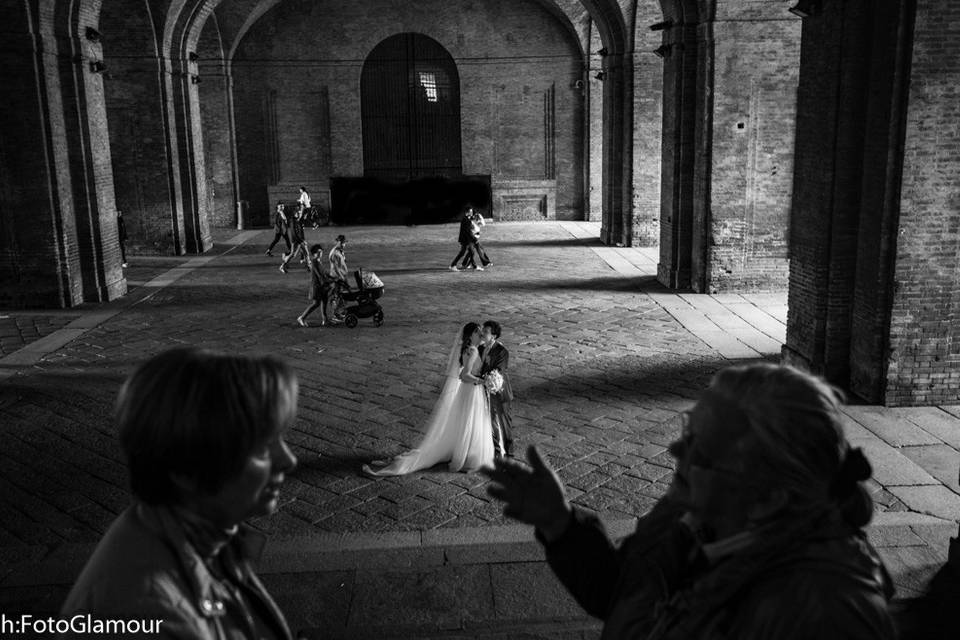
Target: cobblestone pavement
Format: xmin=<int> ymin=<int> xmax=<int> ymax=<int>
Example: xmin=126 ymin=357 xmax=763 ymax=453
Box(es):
xmin=0 ymin=314 xmax=78 ymax=357
xmin=0 ymin=222 xmax=956 ymax=549
xmin=2 ymin=223 xmax=960 ymax=636
xmin=0 ymin=222 xmax=742 ymax=545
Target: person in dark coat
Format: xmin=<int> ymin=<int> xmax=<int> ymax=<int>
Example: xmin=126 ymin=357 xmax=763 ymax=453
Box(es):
xmin=117 ymin=210 xmax=128 ymax=268
xmin=483 ymin=363 xmax=896 ymax=640
xmin=480 ymin=320 xmax=513 ymax=458
xmin=460 ymin=208 xmax=491 ymax=270
xmin=449 ymin=208 xmax=478 ymax=271
xmin=266 ymin=201 xmax=291 ymax=257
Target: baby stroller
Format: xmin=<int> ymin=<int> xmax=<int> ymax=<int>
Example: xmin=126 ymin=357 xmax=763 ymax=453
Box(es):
xmin=336 ymin=268 xmax=384 ymax=328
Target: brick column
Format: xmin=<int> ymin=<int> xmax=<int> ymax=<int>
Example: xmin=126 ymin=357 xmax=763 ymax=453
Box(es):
xmin=0 ymin=29 xmax=83 ymax=307
xmin=657 ymin=22 xmax=697 ymax=289
xmin=882 ymin=0 xmax=960 ymax=405
xmin=783 ymin=0 xmax=933 ymax=404
xmin=199 ymin=58 xmax=241 ymax=228
xmin=782 ymin=0 xmax=869 ymax=385
xmin=599 ymin=53 xmax=626 ymax=246
xmin=55 ymin=28 xmax=125 ymax=303
xmin=0 ymin=11 xmax=124 ymax=307
xmin=166 ymin=56 xmax=212 ymax=255
xmin=630 ymin=14 xmax=664 ymax=247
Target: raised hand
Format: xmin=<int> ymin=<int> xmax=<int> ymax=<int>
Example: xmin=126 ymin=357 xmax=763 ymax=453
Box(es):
xmin=480 ymin=445 xmax=572 ymax=542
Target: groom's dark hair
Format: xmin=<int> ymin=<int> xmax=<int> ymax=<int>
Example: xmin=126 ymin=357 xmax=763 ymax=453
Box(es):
xmin=483 ymin=320 xmax=502 ymax=339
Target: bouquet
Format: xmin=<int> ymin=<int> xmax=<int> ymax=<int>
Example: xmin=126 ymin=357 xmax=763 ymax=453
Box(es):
xmin=483 ymin=369 xmax=504 ymax=395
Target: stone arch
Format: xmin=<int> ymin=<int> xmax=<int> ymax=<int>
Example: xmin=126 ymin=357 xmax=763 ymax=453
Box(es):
xmin=159 ymin=0 xmax=636 ymax=237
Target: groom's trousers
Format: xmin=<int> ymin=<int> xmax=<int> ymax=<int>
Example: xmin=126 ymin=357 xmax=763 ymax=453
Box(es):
xmin=490 ymin=395 xmax=514 ymax=457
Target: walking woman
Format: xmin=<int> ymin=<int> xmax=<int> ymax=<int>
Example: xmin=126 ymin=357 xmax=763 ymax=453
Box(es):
xmin=266 ymin=201 xmax=291 ymax=257
xmin=298 ymin=244 xmax=335 ymax=327
xmin=280 ymin=208 xmax=308 ymax=273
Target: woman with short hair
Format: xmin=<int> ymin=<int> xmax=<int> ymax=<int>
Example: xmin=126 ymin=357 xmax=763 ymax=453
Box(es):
xmin=484 ymin=363 xmax=896 ymax=639
xmin=61 ymin=347 xmax=298 ymax=640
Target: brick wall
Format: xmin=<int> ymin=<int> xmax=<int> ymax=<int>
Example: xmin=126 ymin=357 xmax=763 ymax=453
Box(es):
xmin=227 ymin=0 xmax=584 ymax=222
xmin=696 ymin=13 xmax=800 ymax=293
xmin=884 ymin=0 xmax=960 ymax=405
xmin=656 ymin=4 xmax=799 ymax=293
xmin=0 ymin=34 xmax=83 ymax=307
xmin=784 ymin=0 xmax=866 ymax=386
xmin=101 ymin=5 xmax=179 ymax=255
xmin=631 ymin=2 xmax=665 ymax=247
xmin=785 ymin=0 xmax=960 ymax=405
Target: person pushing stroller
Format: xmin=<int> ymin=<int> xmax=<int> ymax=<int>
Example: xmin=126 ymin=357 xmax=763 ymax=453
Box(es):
xmin=328 ymin=235 xmax=349 ymax=322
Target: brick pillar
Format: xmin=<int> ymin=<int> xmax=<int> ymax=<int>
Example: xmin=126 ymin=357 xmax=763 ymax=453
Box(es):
xmin=0 ymin=9 xmax=125 ymax=307
xmin=186 ymin=66 xmax=213 ymax=251
xmin=882 ymin=0 xmax=960 ymax=405
xmin=630 ymin=14 xmax=664 ymax=247
xmin=199 ymin=58 xmax=240 ymax=228
xmin=54 ymin=27 xmax=125 ymax=303
xmin=783 ymin=0 xmax=928 ymax=404
xmin=782 ymin=0 xmax=870 ymax=386
xmin=657 ymin=22 xmax=697 ymax=289
xmin=0 ymin=27 xmax=84 ymax=307
xmin=166 ymin=56 xmax=212 ymax=255
xmin=587 ymin=29 xmax=603 ymax=225
xmin=599 ymin=53 xmax=626 ymax=246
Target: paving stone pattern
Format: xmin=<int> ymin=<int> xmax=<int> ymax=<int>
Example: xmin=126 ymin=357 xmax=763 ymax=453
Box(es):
xmin=0 ymin=314 xmax=78 ymax=357
xmin=0 ymin=223 xmax=956 ymax=552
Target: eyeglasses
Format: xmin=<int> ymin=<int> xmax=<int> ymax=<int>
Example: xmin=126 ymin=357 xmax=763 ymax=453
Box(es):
xmin=674 ymin=411 xmax=746 ymax=480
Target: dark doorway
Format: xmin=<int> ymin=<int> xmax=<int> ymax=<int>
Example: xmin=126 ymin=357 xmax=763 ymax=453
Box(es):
xmin=361 ymin=33 xmax=462 ymax=179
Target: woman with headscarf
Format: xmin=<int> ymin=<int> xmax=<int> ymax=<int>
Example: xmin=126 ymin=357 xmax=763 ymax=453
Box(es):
xmin=483 ymin=363 xmax=896 ymax=640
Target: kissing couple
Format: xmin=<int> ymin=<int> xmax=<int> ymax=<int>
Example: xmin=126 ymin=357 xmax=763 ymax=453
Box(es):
xmin=362 ymin=320 xmax=514 ymax=477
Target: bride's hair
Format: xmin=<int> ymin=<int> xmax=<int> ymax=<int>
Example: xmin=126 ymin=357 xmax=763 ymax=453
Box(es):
xmin=460 ymin=322 xmax=480 ymax=365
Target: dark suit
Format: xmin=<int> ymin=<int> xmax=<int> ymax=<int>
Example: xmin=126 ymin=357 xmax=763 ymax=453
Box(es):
xmin=480 ymin=341 xmax=514 ymax=456
xmin=450 ymin=214 xmax=477 ymax=268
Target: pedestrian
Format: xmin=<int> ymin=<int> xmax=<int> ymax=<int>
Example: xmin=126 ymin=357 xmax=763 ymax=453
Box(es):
xmin=265 ymin=201 xmax=291 ymax=257
xmin=460 ymin=207 xmax=491 ymax=269
xmin=328 ymin=235 xmax=349 ymax=322
xmin=298 ymin=186 xmax=311 ymax=214
xmin=60 ymin=347 xmax=298 ymax=639
xmin=280 ymin=208 xmax=308 ymax=274
xmin=329 ymin=234 xmax=348 ymax=284
xmin=297 ymin=244 xmax=335 ymax=327
xmin=117 ymin=210 xmax=128 ymax=268
xmin=449 ymin=207 xmax=477 ymax=271
xmin=483 ymin=363 xmax=896 ymax=640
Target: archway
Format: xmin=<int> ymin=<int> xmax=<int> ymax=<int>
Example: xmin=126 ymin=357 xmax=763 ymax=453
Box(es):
xmin=361 ymin=33 xmax=462 ymax=180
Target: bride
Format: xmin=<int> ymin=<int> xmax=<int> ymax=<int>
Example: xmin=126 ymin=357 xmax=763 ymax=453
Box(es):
xmin=362 ymin=322 xmax=494 ymax=477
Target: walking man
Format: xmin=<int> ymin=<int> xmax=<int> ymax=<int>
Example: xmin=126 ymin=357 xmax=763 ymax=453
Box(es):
xmin=450 ymin=207 xmax=477 ymax=271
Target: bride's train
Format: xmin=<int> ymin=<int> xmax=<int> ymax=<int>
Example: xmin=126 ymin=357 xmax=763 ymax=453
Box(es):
xmin=363 ymin=324 xmax=494 ymax=477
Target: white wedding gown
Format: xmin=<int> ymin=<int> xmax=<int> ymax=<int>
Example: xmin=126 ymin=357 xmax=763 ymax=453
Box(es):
xmin=364 ymin=346 xmax=494 ymax=476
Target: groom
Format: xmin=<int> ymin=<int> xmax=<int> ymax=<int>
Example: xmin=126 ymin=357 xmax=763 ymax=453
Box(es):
xmin=480 ymin=320 xmax=514 ymax=458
